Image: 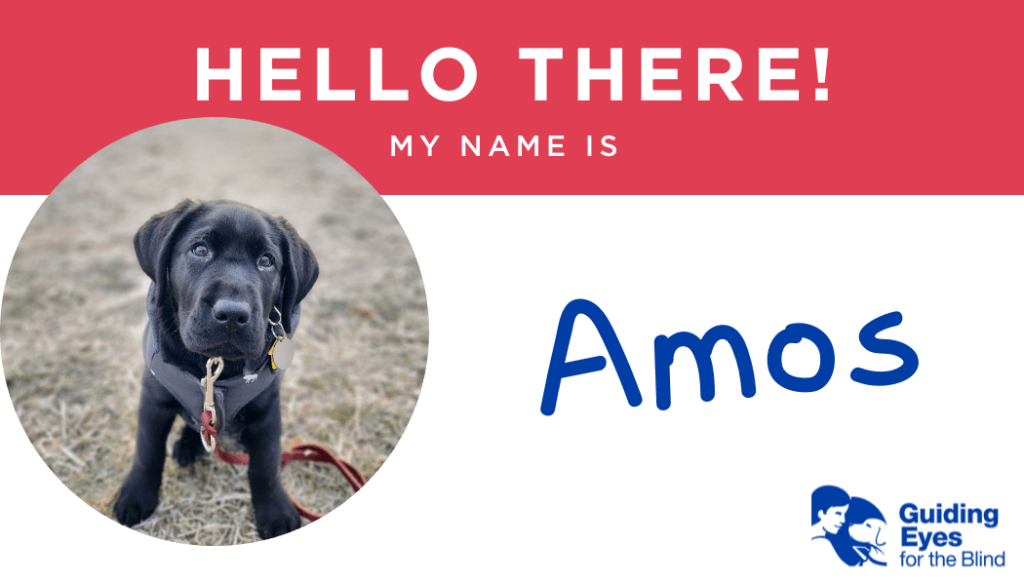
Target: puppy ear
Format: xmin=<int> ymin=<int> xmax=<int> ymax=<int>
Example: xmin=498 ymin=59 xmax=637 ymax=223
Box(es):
xmin=134 ymin=200 xmax=202 ymax=307
xmin=277 ymin=217 xmax=319 ymax=334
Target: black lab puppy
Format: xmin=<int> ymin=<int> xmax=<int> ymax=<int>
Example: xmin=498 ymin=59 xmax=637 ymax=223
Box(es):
xmin=114 ymin=200 xmax=318 ymax=539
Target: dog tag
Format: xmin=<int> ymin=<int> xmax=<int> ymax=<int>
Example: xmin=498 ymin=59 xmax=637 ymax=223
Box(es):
xmin=268 ymin=336 xmax=294 ymax=370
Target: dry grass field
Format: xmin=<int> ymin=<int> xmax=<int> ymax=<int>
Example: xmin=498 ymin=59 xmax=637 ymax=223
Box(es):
xmin=0 ymin=118 xmax=427 ymax=544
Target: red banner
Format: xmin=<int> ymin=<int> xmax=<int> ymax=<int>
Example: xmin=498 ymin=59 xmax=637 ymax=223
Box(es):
xmin=2 ymin=1 xmax=1021 ymax=194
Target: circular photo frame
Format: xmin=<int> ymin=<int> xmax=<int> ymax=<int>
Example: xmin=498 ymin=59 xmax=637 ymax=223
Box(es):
xmin=0 ymin=117 xmax=427 ymax=544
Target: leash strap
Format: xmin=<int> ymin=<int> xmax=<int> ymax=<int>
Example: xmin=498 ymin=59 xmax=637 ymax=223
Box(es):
xmin=200 ymin=410 xmax=367 ymax=521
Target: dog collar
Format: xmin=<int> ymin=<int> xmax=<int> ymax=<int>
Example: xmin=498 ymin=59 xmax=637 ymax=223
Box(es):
xmin=141 ymin=284 xmax=301 ymax=432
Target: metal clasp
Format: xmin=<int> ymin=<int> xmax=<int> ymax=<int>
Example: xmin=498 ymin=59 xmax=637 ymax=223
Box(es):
xmin=199 ymin=356 xmax=224 ymax=452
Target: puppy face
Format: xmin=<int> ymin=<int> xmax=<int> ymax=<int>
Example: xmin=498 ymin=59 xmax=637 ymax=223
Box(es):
xmin=135 ymin=200 xmax=319 ymax=359
xmin=168 ymin=205 xmax=282 ymax=359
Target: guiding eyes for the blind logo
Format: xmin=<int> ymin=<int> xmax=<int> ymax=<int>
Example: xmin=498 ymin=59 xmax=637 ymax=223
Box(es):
xmin=812 ymin=486 xmax=1007 ymax=569
xmin=812 ymin=485 xmax=888 ymax=567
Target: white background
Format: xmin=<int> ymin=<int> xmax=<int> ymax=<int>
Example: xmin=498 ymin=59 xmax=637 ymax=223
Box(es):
xmin=1 ymin=195 xmax=1021 ymax=583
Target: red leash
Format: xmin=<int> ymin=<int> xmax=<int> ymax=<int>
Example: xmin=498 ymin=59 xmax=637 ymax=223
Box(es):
xmin=200 ymin=410 xmax=366 ymax=521
xmin=196 ymin=359 xmax=365 ymax=522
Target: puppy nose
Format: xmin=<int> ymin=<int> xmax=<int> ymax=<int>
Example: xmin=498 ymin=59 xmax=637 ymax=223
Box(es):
xmin=212 ymin=299 xmax=252 ymax=329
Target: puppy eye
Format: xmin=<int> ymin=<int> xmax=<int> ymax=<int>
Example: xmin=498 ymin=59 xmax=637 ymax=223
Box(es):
xmin=192 ymin=243 xmax=209 ymax=257
xmin=258 ymin=254 xmax=274 ymax=268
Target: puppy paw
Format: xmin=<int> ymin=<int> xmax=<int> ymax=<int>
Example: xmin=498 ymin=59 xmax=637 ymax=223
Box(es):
xmin=113 ymin=474 xmax=159 ymax=527
xmin=172 ymin=427 xmax=206 ymax=467
xmin=253 ymin=492 xmax=301 ymax=540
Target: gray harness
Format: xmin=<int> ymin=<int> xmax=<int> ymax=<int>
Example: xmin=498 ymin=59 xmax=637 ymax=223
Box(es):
xmin=142 ymin=284 xmax=298 ymax=432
